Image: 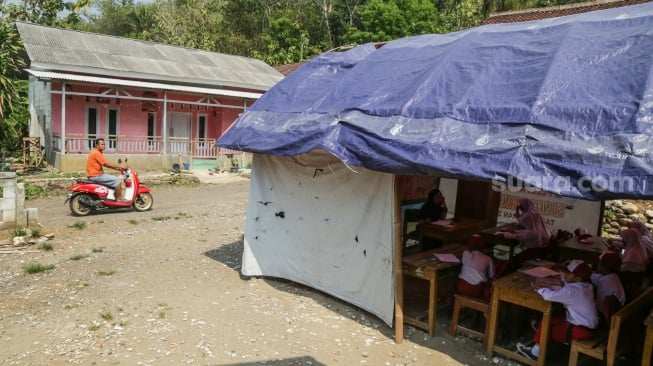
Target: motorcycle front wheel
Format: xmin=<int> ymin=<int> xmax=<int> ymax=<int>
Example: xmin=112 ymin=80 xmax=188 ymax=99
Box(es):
xmin=133 ymin=192 xmax=153 ymax=212
xmin=69 ymin=193 xmax=93 ymax=216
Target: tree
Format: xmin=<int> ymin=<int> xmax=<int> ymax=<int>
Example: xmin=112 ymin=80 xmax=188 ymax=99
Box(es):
xmin=1 ymin=80 xmax=28 ymax=153
xmin=150 ymin=0 xmax=223 ymax=51
xmin=0 ymin=22 xmax=28 ymax=153
xmin=343 ymin=0 xmax=440 ymax=44
xmin=1 ymin=0 xmax=89 ymax=27
xmin=252 ymin=15 xmax=312 ymax=65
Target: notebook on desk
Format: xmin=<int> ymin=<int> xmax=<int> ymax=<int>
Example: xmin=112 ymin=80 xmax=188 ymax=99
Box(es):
xmin=519 ymin=266 xmax=559 ymax=278
xmin=433 ymin=253 xmax=460 ymax=263
xmin=431 ymin=219 xmax=453 ymax=226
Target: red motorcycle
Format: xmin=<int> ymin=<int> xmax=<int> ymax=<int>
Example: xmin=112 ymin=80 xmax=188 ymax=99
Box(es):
xmin=65 ymin=159 xmax=153 ymax=216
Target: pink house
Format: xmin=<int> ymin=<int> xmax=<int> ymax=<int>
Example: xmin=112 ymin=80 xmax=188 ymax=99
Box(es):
xmin=15 ymin=22 xmax=284 ymax=172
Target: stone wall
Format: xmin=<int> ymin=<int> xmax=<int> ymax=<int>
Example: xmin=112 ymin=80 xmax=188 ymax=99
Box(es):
xmin=601 ymin=200 xmax=653 ymax=237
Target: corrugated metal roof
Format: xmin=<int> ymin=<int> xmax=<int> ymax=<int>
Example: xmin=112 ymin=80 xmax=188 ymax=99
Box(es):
xmin=26 ymin=69 xmax=263 ymax=99
xmin=15 ymin=22 xmax=284 ymax=91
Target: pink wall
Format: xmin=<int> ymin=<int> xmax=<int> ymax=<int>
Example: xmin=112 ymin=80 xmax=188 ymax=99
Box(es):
xmin=50 ymin=82 xmax=252 ymax=141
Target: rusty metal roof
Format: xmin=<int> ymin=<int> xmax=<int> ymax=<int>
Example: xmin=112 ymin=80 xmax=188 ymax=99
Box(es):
xmin=483 ymin=0 xmax=652 ymax=24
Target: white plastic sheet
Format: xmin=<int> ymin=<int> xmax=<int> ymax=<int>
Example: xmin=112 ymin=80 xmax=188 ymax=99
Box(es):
xmin=242 ymin=150 xmax=396 ymax=325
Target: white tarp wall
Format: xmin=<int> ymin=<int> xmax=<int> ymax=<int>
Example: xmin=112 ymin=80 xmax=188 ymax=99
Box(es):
xmin=242 ymin=150 xmax=396 ymax=325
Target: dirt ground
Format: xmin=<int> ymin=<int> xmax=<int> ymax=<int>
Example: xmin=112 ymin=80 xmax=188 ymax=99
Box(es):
xmin=0 ymin=175 xmax=569 ymax=366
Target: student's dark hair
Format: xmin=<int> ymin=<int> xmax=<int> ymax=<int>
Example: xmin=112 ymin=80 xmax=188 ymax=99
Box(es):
xmin=95 ymin=138 xmax=104 ymax=147
xmin=427 ymin=189 xmax=441 ymax=202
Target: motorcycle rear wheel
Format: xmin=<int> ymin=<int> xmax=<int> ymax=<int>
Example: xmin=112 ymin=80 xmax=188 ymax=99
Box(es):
xmin=133 ymin=192 xmax=153 ymax=212
xmin=70 ymin=193 xmax=93 ymax=216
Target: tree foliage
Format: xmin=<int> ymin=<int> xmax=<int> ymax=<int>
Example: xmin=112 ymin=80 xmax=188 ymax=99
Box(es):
xmin=1 ymin=0 xmax=89 ymax=27
xmin=0 ymin=0 xmax=586 ymax=153
xmin=0 ymin=22 xmax=27 ymax=152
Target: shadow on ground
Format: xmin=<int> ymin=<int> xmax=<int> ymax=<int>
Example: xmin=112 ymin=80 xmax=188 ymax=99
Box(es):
xmin=203 ymin=243 xmax=642 ymax=366
xmin=210 ymin=356 xmax=324 ymax=365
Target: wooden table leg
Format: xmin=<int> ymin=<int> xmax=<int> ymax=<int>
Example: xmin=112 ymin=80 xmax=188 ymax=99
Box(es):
xmin=536 ymin=310 xmax=552 ymax=366
xmin=428 ymin=272 xmax=437 ymax=336
xmin=486 ymin=288 xmax=501 ymax=356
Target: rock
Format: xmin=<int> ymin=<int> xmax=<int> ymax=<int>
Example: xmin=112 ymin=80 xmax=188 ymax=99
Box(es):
xmin=45 ymin=233 xmax=55 ymax=239
xmin=618 ymin=218 xmax=630 ymax=226
xmin=13 ymin=236 xmax=26 ymax=246
xmin=621 ymin=202 xmax=639 ymax=215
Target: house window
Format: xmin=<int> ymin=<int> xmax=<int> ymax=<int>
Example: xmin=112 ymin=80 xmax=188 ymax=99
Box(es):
xmin=107 ymin=108 xmax=119 ymax=150
xmin=86 ymin=107 xmax=98 ymax=151
xmin=198 ymin=115 xmax=207 ymax=147
xmin=147 ymin=113 xmax=156 ymax=150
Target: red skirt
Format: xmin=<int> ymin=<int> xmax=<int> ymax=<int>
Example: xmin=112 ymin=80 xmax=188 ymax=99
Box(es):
xmin=456 ymin=278 xmax=486 ymax=299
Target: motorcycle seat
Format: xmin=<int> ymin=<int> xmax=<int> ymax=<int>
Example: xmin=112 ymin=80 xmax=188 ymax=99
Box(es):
xmin=77 ymin=178 xmax=113 ymax=188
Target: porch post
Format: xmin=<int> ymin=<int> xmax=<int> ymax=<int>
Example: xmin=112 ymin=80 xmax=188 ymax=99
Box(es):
xmin=162 ymin=92 xmax=168 ymax=154
xmin=61 ymin=82 xmax=66 ymax=154
xmin=393 ymin=175 xmax=404 ymax=343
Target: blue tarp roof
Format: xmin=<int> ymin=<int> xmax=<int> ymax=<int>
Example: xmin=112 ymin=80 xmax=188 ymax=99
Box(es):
xmin=217 ymin=2 xmax=653 ymax=200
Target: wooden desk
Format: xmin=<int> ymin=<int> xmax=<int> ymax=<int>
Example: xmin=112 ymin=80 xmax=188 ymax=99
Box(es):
xmin=643 ymin=309 xmax=653 ymax=366
xmin=556 ymin=236 xmax=609 ymax=267
xmin=486 ymin=270 xmax=553 ymax=366
xmin=402 ymin=243 xmax=465 ymax=336
xmin=418 ymin=217 xmax=488 ymax=250
xmin=478 ymin=224 xmax=521 ymax=259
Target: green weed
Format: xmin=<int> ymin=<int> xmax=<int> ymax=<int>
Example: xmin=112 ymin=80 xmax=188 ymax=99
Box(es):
xmin=23 ymin=183 xmax=48 ymax=200
xmin=11 ymin=227 xmax=27 ymax=237
xmin=97 ymin=270 xmax=115 ymax=276
xmin=69 ymin=254 xmax=89 ymax=261
xmin=22 ymin=262 xmax=55 ymax=274
xmin=39 ymin=242 xmax=53 ymax=251
xmin=99 ymin=310 xmax=113 ymax=321
xmin=67 ymin=221 xmax=86 ymax=230
xmin=152 ymin=215 xmax=172 ymax=221
xmin=91 ymin=247 xmax=104 ymax=253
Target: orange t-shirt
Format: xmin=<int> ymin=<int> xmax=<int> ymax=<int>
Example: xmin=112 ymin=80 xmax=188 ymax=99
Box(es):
xmin=86 ymin=149 xmax=107 ymax=177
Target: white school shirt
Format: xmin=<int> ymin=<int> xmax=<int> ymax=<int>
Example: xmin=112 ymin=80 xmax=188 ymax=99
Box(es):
xmin=590 ymin=272 xmax=626 ymax=312
xmin=459 ymin=250 xmax=495 ymax=285
xmin=537 ymin=281 xmax=599 ymax=329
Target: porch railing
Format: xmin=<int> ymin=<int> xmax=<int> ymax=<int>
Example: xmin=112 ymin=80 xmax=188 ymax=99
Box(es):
xmin=53 ymin=134 xmax=243 ymax=159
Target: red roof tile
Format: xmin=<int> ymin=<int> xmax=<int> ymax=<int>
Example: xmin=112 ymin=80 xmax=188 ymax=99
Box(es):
xmin=483 ymin=0 xmax=652 ymax=24
xmin=274 ymin=62 xmax=306 ymax=76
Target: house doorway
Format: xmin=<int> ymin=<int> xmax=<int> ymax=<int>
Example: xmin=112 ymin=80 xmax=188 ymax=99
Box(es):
xmin=169 ymin=112 xmax=191 ymax=154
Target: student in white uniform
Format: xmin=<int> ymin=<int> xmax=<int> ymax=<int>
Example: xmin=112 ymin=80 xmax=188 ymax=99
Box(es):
xmin=590 ymin=251 xmax=625 ymax=323
xmin=516 ymin=260 xmax=599 ymax=361
xmin=456 ymin=235 xmax=495 ymax=300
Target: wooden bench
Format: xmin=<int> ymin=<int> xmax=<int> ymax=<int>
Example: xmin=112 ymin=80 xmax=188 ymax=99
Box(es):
xmin=449 ymin=294 xmax=490 ymax=348
xmin=568 ymin=286 xmax=653 ymax=366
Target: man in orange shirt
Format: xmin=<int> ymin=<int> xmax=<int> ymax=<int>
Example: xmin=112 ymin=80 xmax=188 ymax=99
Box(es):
xmin=86 ymin=138 xmax=127 ymax=202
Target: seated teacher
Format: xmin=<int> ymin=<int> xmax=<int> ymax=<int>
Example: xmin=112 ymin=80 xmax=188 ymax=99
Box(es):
xmin=418 ymin=188 xmax=448 ymax=222
xmin=417 ymin=188 xmax=448 ymax=249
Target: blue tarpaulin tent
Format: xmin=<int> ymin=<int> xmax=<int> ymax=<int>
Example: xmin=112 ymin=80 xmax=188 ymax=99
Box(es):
xmin=215 ymin=3 xmax=653 ymax=331
xmin=219 ymin=2 xmax=653 ymax=200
